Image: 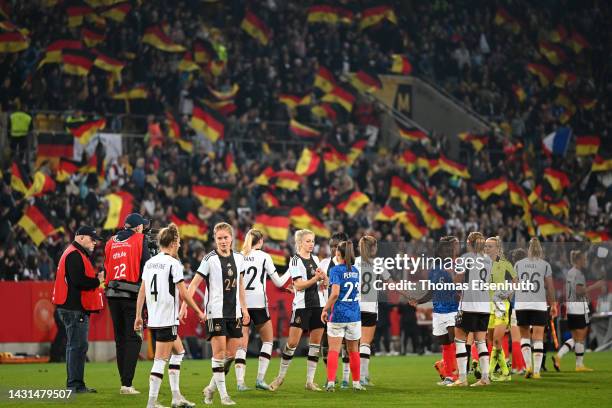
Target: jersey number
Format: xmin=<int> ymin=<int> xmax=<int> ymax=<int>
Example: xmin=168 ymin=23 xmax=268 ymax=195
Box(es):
xmin=225 ymin=278 xmax=237 ymax=291
xmin=113 ymin=263 xmax=126 ymax=280
xmin=361 ymin=272 xmax=372 ymax=294
xmin=150 ymin=274 xmax=158 ymax=302
xmin=521 ymin=272 xmax=541 ymax=293
xmin=342 ymin=282 xmax=360 ymax=302
xmin=245 ymin=266 xmax=257 ymax=291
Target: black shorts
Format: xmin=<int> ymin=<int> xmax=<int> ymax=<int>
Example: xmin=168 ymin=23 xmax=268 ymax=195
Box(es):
xmin=207 ymin=318 xmax=243 ymax=340
xmin=291 ymin=307 xmax=325 ymax=331
xmin=567 ymin=314 xmax=589 ymax=330
xmin=248 ymin=308 xmax=270 ymax=326
xmin=456 ymin=311 xmax=489 ymax=333
xmin=516 ymin=310 xmax=548 ymax=327
xmin=150 ymin=326 xmax=177 ymax=343
xmin=361 ymin=312 xmax=377 ymax=327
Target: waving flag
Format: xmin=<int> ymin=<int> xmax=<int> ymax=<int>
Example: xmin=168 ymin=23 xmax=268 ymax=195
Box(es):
xmin=142 ymin=25 xmax=185 ymax=52
xmin=391 ymin=54 xmax=412 ymax=75
xmin=542 ymin=127 xmax=572 ymax=156
xmin=18 ymin=202 xmax=64 ymax=246
xmin=254 ymin=209 xmax=290 ymax=241
xmin=241 ymin=10 xmax=272 ymax=45
xmin=289 ymin=119 xmax=320 ymax=138
xmin=193 ymin=185 xmax=231 ymax=211
xmin=575 ymin=135 xmax=600 ymax=156
xmin=334 ymin=190 xmax=370 ymax=216
xmin=103 ymin=191 xmax=134 ymax=230
xmin=295 ymin=147 xmax=321 ymax=176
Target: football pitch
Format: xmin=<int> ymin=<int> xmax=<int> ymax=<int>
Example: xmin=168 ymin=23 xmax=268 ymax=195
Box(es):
xmin=1 ymin=352 xmax=611 ymax=407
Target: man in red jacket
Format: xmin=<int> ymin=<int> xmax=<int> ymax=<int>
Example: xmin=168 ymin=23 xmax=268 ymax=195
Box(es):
xmin=52 ymin=225 xmax=104 ymax=393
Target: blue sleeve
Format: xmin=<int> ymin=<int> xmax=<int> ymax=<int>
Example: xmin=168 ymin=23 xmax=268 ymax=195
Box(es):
xmin=428 ymin=269 xmax=436 ymax=282
xmin=329 ymin=266 xmax=342 ymax=286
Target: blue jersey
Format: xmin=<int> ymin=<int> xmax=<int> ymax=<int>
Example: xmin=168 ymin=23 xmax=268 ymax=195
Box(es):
xmin=429 ymin=267 xmax=459 ymax=314
xmin=329 ymin=264 xmax=361 ymax=323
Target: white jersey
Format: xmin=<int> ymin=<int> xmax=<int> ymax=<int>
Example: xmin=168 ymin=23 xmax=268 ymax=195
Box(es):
xmin=243 ymin=249 xmax=288 ymax=309
xmin=566 ymin=267 xmax=589 ymax=315
xmin=289 ymin=254 xmax=325 ymax=309
xmin=142 ymin=252 xmax=184 ymax=328
xmin=514 ymin=258 xmax=552 ymax=311
xmin=319 ymin=256 xmax=340 ymax=303
xmin=197 ymin=250 xmax=245 ymax=319
xmin=458 ymin=252 xmax=492 ymax=313
xmin=355 ymin=256 xmax=390 ymax=315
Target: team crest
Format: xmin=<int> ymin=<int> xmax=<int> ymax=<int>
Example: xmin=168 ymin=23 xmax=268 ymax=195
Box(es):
xmin=215 ymin=323 xmax=222 ymax=332
xmin=228 ymin=268 xmax=234 ymax=277
xmin=295 ymin=316 xmax=302 ymax=324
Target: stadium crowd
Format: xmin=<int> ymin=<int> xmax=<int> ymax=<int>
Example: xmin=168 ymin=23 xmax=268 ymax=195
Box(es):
xmin=0 ymin=0 xmax=610 ymax=347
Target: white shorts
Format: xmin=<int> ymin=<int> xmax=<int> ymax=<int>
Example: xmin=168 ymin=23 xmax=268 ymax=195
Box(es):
xmin=432 ymin=312 xmax=457 ymax=336
xmin=510 ymin=309 xmax=517 ymax=326
xmin=327 ymin=321 xmax=361 ymax=341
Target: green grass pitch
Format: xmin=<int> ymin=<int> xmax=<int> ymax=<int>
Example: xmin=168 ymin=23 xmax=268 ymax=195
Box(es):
xmin=1 ymin=352 xmax=611 ymax=407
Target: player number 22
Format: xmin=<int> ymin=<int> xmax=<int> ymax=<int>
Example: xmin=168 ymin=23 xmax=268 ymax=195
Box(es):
xmin=342 ymin=281 xmax=360 ymax=302
xmin=113 ymin=263 xmax=126 ymax=280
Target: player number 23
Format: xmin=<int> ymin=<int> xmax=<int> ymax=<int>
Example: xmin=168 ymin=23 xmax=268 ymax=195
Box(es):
xmin=342 ymin=281 xmax=360 ymax=302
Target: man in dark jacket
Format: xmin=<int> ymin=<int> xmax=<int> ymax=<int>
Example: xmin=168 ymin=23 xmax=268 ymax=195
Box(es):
xmin=52 ymin=226 xmax=103 ymax=393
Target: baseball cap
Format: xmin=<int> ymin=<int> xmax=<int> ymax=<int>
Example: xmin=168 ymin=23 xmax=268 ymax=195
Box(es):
xmin=124 ymin=213 xmax=150 ymax=229
xmin=75 ymin=225 xmax=103 ymax=241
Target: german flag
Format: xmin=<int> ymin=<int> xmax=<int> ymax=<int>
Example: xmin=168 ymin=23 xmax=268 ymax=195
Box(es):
xmin=359 ymin=5 xmax=397 ymax=30
xmin=190 ymin=103 xmax=226 ymax=142
xmin=458 ymin=132 xmax=488 ymax=152
xmin=209 ymin=84 xmax=240 ymax=101
xmin=547 ymin=197 xmax=569 ymax=218
xmin=241 ymin=10 xmax=272 ymax=45
xmin=37 ymin=133 xmax=74 ymax=158
xmin=206 ymin=59 xmax=225 ymax=77
xmin=274 ymin=170 xmax=302 ymax=191
xmin=82 ymin=25 xmax=105 ymax=47
xmin=528 ymin=183 xmax=556 ymax=206
xmin=390 ymin=177 xmax=442 ymax=230
xmin=311 ymin=102 xmax=345 ymax=122
xmin=412 ymin=144 xmax=439 ymax=175
xmin=10 ymin=161 xmax=31 ymax=195
xmin=526 ymin=63 xmax=554 ymax=87
xmin=289 ymin=206 xmax=330 ymax=238
xmin=314 ymin=65 xmax=336 ymax=93
xmin=193 ymin=185 xmax=231 ymax=211
xmin=398 ymin=122 xmax=428 ymax=143
xmin=112 ymin=85 xmax=148 ymax=99
xmin=508 ymin=181 xmax=529 ymax=210
xmin=334 ymin=190 xmax=370 ymax=216
xmin=493 ymin=7 xmax=521 ymax=34
xmin=193 ymin=39 xmax=217 ymax=63
xmin=543 ymin=168 xmax=570 ymax=192
xmin=202 ymin=99 xmax=236 ymax=116
xmin=592 ymin=144 xmax=612 ymax=172
xmin=142 ymin=25 xmax=185 ymax=52
xmin=224 ymin=152 xmax=238 ymax=175
xmin=549 ymin=25 xmax=568 ymax=43
xmin=567 ymin=31 xmax=589 ymax=54
xmin=391 ymin=54 xmax=412 ymax=75
xmin=289 ymin=119 xmax=320 ymax=138
xmin=66 ymin=118 xmax=105 ymax=145
xmin=67 ymin=5 xmax=92 ymax=28
xmin=56 ymin=158 xmax=80 ymax=182
xmin=583 ymin=230 xmax=610 ymax=243
xmin=37 ymin=39 xmax=83 ymax=68
xmin=170 ymin=212 xmax=208 ymax=241
xmin=279 ymin=93 xmax=312 ymax=109
xmin=323 ymin=143 xmax=348 ymax=173
xmin=533 ymin=212 xmax=571 ymax=236
xmin=306 ymin=4 xmax=353 ymax=25
xmin=554 ymin=71 xmax=577 ymax=88
xmin=399 ymin=210 xmax=428 ymax=239
xmin=165 ymin=112 xmax=192 ymax=153
xmin=254 ymin=209 xmax=290 ymax=241
xmin=322 ymin=85 xmax=356 ymax=112
xmin=263 ymin=245 xmax=288 ymax=266
xmin=178 ymin=52 xmax=199 ymax=72
xmin=295 ymin=147 xmax=320 ymax=176
xmin=390 ymin=176 xmax=416 ymax=203
xmin=62 ymin=49 xmax=93 ymax=76
xmin=439 ymin=155 xmax=470 ymax=178
xmin=539 ymin=41 xmax=566 ymax=65
xmin=262 ymin=190 xmax=280 ymax=208
xmin=398 ymin=150 xmax=417 ymax=172
xmin=405 ymin=193 xmax=444 ymax=230
xmin=473 ymin=176 xmax=507 ymax=201
xmin=576 ymin=135 xmax=600 ymax=156
xmin=27 ymin=171 xmax=56 ymax=198
xmin=347 ymin=139 xmax=366 ymax=165
xmin=18 ymin=202 xmax=63 ymax=246
xmin=375 ymin=199 xmax=406 ymax=222
xmin=92 ymin=51 xmax=124 ymax=76
xmin=103 ymin=191 xmax=134 ymax=230
xmin=100 ymin=1 xmax=130 ymax=22
xmin=0 ymin=31 xmax=29 ymax=53
xmin=255 ymin=166 xmax=275 ymax=186
xmin=350 ymin=70 xmax=382 ymax=93
xmin=512 ymin=84 xmax=527 ymax=103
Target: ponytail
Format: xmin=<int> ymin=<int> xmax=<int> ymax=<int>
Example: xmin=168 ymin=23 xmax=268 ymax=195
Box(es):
xmin=242 ymin=229 xmax=263 ymax=256
xmin=467 ymin=231 xmax=485 ymax=254
xmin=528 ymin=237 xmax=543 ymax=259
xmin=337 ymin=241 xmax=355 ymax=270
xmin=359 ymin=235 xmax=377 ymax=264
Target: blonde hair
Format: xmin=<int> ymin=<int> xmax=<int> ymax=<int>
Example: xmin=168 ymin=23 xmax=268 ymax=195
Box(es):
xmin=570 ymin=250 xmax=585 ymax=266
xmin=359 ymin=235 xmax=377 ymax=264
xmin=486 ymin=236 xmax=504 ymax=259
xmin=295 ymin=229 xmax=314 ymax=251
xmin=528 ymin=237 xmax=543 ymax=259
xmin=242 ymin=229 xmax=263 ymax=256
xmin=158 ymin=223 xmax=179 ymax=248
xmin=213 ymin=222 xmax=233 ymax=237
xmin=467 ymin=231 xmax=485 ymax=253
